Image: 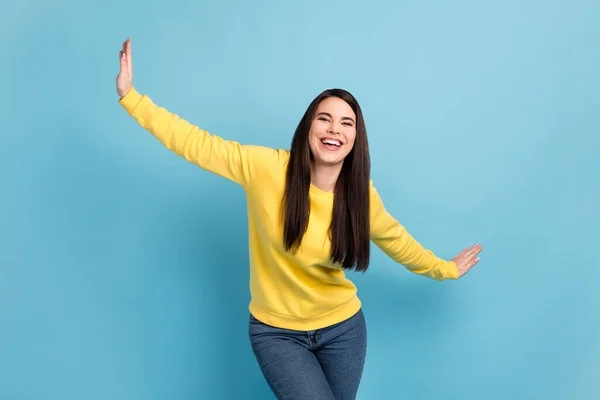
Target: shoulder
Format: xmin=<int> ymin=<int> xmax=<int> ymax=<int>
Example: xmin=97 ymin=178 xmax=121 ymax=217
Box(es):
xmin=368 ymin=180 xmax=381 ymax=201
xmin=244 ymin=145 xmax=290 ymax=169
xmin=368 ymin=180 xmax=389 ymax=217
xmin=243 ymin=145 xmax=290 ymax=184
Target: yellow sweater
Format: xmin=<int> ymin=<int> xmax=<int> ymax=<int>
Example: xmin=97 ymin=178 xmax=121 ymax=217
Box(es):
xmin=119 ymin=87 xmax=458 ymax=330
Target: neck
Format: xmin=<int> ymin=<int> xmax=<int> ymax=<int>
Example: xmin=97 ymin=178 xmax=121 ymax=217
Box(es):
xmin=310 ymin=162 xmax=343 ymax=193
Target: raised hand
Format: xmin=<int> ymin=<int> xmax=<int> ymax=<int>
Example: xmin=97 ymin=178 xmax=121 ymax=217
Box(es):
xmin=116 ymin=38 xmax=133 ymax=98
xmin=452 ymin=243 xmax=482 ymax=277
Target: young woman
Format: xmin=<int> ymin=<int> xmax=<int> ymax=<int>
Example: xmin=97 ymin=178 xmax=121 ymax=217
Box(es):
xmin=116 ymin=38 xmax=482 ymax=400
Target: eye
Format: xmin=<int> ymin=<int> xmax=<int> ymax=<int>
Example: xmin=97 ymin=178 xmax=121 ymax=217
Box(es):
xmin=342 ymin=122 xmax=353 ymax=127
xmin=318 ymin=116 xmax=330 ymax=122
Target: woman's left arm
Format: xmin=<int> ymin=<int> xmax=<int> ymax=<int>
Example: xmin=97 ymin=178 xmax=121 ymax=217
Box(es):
xmin=369 ymin=183 xmax=481 ymax=280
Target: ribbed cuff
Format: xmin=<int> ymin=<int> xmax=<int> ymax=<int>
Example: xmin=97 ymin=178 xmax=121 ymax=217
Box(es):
xmin=118 ymin=87 xmax=143 ymax=113
xmin=447 ymin=260 xmax=459 ymax=279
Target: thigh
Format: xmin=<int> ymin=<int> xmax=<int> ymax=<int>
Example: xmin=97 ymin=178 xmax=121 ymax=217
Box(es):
xmin=249 ymin=314 xmax=336 ymax=400
xmin=314 ymin=309 xmax=368 ymax=400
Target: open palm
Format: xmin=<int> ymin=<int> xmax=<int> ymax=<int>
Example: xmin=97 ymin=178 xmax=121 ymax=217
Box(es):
xmin=116 ymin=38 xmax=133 ymax=98
xmin=452 ymin=244 xmax=482 ymax=277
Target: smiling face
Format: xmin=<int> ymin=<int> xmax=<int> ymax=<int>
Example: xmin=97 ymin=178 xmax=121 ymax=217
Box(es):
xmin=308 ymin=96 xmax=357 ymax=168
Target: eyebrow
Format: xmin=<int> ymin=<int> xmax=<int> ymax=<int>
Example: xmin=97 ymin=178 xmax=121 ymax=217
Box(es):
xmin=316 ymin=112 xmax=355 ymax=123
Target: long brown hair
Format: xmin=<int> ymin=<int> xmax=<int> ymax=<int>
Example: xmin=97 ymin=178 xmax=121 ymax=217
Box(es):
xmin=281 ymin=89 xmax=371 ymax=272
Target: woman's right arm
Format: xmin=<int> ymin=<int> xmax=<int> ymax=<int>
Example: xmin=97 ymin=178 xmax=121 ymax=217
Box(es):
xmin=116 ymin=38 xmax=268 ymax=187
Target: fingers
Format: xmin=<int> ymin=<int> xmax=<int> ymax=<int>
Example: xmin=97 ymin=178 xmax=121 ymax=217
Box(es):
xmin=125 ymin=37 xmax=132 ymax=75
xmin=468 ymin=255 xmax=480 ymax=267
xmin=455 ymin=244 xmax=481 ymax=259
xmin=119 ymin=50 xmax=127 ymax=72
xmin=462 ymin=244 xmax=482 ymax=265
xmin=457 ymin=255 xmax=480 ymax=278
xmin=454 ymin=243 xmax=482 ymax=277
xmin=467 ymin=256 xmax=480 ymax=271
xmin=465 ymin=243 xmax=482 ymax=258
xmin=118 ymin=38 xmax=132 ymax=75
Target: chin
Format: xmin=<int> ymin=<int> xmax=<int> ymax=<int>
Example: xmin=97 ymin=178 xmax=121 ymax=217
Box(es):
xmin=315 ymin=155 xmax=345 ymax=166
xmin=310 ymin=145 xmax=349 ymax=167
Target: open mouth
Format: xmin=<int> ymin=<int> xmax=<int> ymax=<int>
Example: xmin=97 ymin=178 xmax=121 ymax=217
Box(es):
xmin=320 ymin=138 xmax=342 ymax=151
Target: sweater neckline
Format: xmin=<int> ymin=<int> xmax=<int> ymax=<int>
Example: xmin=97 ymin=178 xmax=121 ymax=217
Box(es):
xmin=309 ymin=184 xmax=334 ymax=199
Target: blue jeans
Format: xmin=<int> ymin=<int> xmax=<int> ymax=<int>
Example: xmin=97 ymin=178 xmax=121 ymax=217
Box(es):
xmin=249 ymin=309 xmax=367 ymax=400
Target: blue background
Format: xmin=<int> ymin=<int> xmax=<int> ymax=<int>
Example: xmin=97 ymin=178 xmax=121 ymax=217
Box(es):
xmin=1 ymin=0 xmax=598 ymax=399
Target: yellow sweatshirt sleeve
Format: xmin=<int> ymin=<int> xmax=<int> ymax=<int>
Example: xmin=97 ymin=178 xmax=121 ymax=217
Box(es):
xmin=118 ymin=87 xmax=274 ymax=187
xmin=369 ymin=183 xmax=459 ymax=280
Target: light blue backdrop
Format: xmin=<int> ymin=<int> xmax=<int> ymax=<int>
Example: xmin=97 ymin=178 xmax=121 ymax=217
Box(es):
xmin=1 ymin=0 xmax=598 ymax=399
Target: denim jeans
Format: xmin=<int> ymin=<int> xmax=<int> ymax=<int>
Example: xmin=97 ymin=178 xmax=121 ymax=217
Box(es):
xmin=249 ymin=309 xmax=367 ymax=400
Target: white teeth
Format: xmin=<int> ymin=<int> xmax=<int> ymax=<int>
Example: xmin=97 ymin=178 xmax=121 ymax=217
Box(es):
xmin=321 ymin=139 xmax=341 ymax=147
